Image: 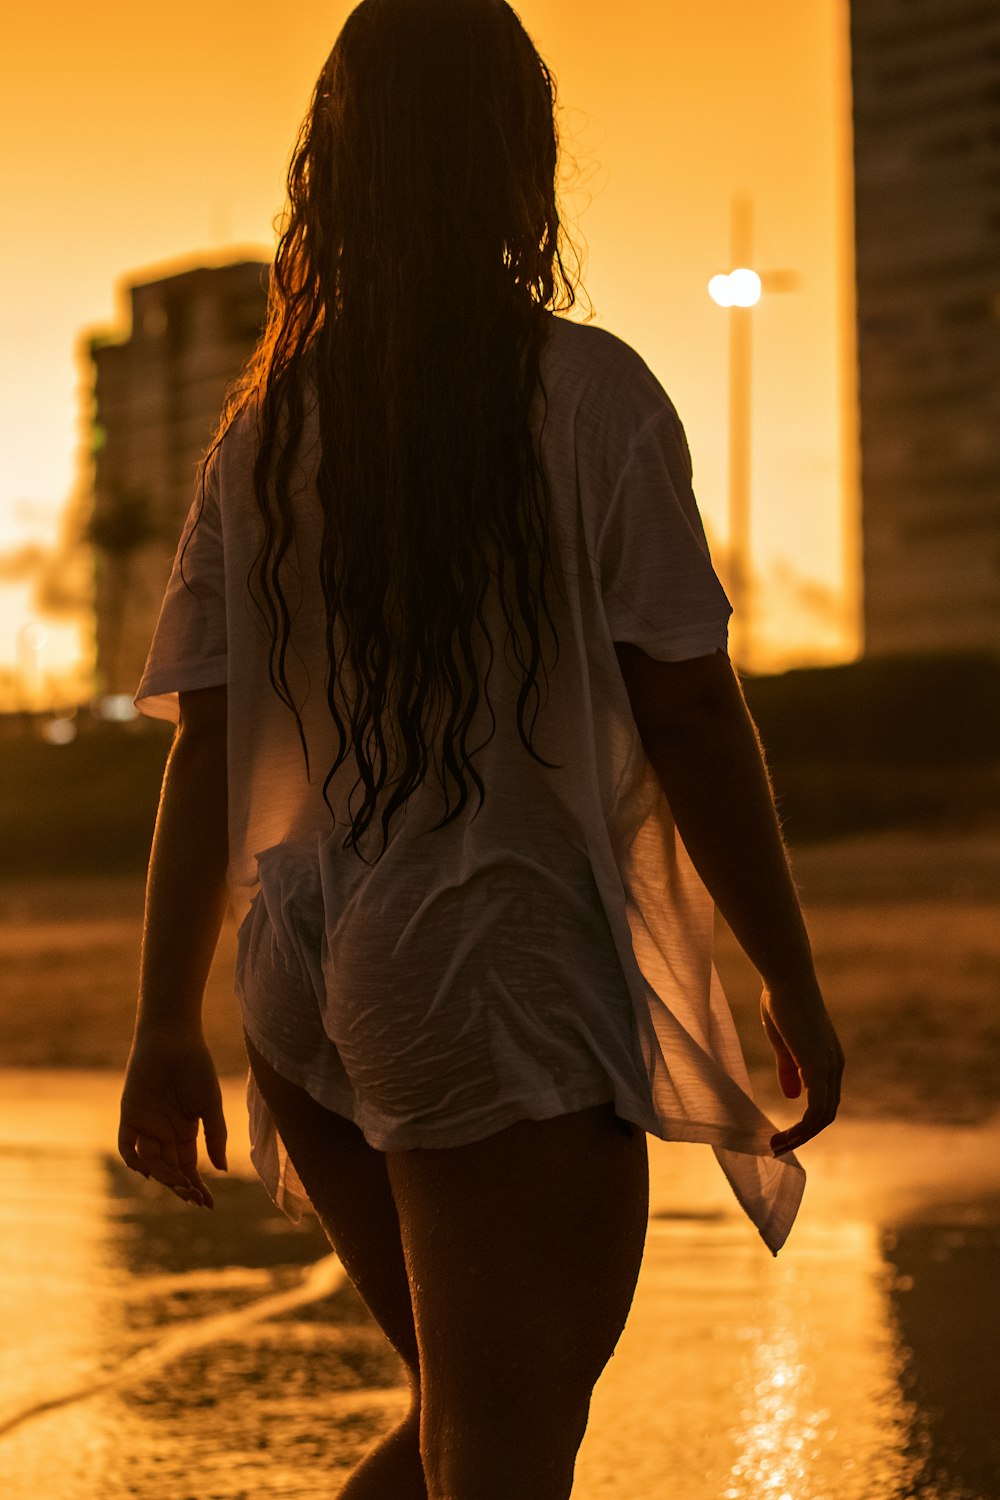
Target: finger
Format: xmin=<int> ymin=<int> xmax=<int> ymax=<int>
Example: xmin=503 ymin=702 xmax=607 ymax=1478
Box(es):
xmin=203 ymin=1105 xmax=229 ymax=1173
xmin=173 ymin=1132 xmax=216 ymax=1208
xmin=136 ymin=1133 xmax=195 ymax=1186
xmin=772 ymin=1067 xmax=839 ymax=1150
xmin=177 ymin=1183 xmax=213 ymax=1208
xmin=134 ymin=1133 xmax=181 ymax=1179
xmin=161 ymin=1173 xmax=213 ymax=1209
xmin=135 ymin=1135 xmax=211 ymax=1205
xmin=771 ymin=1088 xmax=837 ymax=1156
xmin=761 ymin=1010 xmax=802 ymax=1099
xmin=776 ymin=1054 xmax=802 ymax=1100
xmin=117 ymin=1132 xmax=151 ymax=1179
xmin=833 ymin=1051 xmax=845 ymax=1116
xmin=804 ymin=1053 xmax=843 ymax=1126
xmin=176 ymin=1132 xmax=200 ymax=1178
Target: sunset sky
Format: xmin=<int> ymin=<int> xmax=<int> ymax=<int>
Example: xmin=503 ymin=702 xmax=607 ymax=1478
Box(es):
xmin=0 ymin=0 xmax=859 ymax=707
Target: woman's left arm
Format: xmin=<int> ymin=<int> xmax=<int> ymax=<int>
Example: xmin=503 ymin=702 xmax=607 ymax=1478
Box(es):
xmin=135 ymin=685 xmax=229 ymax=1036
xmin=118 ymin=684 xmax=230 ymax=1208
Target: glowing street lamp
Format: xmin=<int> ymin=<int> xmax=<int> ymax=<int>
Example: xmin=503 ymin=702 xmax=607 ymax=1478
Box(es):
xmin=709 ymin=194 xmax=799 ymax=671
xmin=709 ymin=267 xmax=763 ymax=309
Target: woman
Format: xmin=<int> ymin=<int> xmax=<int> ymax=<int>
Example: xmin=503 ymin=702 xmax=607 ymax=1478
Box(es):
xmin=118 ymin=1 xmax=844 ymax=1496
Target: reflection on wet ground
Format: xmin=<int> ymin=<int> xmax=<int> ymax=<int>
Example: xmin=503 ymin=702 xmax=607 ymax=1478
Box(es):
xmin=1 ymin=1071 xmax=999 ymax=1499
xmin=0 ymin=1135 xmax=405 ymax=1498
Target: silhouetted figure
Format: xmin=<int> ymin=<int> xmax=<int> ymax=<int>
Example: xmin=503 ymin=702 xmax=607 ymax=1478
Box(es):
xmin=118 ymin=3 xmax=844 ymax=1495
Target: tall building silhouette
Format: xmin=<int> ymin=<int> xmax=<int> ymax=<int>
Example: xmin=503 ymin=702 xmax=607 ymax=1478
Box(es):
xmin=849 ymin=0 xmax=1000 ymax=656
xmin=83 ymin=261 xmax=270 ymax=696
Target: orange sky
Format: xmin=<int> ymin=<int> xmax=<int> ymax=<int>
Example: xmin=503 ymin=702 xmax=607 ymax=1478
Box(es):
xmin=0 ymin=0 xmax=859 ymax=707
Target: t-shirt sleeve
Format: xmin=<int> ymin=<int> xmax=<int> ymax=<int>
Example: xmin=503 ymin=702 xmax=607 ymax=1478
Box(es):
xmin=597 ymin=396 xmax=733 ymax=661
xmin=132 ymin=458 xmax=228 ymax=725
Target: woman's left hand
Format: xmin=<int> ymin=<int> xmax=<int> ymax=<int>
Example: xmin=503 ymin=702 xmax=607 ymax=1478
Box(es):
xmin=118 ymin=1029 xmax=229 ymax=1208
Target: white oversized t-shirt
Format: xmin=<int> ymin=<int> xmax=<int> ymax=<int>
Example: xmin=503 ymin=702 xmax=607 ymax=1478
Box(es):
xmin=134 ymin=313 xmax=805 ymax=1254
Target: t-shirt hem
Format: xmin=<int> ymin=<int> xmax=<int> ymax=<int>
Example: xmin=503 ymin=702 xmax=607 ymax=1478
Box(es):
xmin=242 ymin=1026 xmax=800 ymax=1251
xmin=241 ymin=1020 xmax=779 ymax=1162
xmin=619 ymin=621 xmax=731 ymax=662
xmin=242 ymin=1015 xmax=641 ymax=1144
xmin=133 ymin=657 xmax=228 ymax=723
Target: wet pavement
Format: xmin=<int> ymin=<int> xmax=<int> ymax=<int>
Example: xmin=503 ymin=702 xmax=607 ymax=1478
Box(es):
xmin=2 ymin=1069 xmax=999 ymax=1500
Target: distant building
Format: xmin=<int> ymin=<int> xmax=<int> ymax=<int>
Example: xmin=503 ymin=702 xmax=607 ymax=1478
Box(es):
xmin=83 ymin=260 xmax=271 ymax=697
xmin=849 ymin=0 xmax=1000 ymax=656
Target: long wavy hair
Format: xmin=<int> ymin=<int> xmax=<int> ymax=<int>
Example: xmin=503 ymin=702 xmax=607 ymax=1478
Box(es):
xmin=182 ymin=0 xmax=592 ymax=862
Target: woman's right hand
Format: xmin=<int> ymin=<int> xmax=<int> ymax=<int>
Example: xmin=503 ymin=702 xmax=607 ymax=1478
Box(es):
xmin=760 ymin=978 xmax=845 ymax=1157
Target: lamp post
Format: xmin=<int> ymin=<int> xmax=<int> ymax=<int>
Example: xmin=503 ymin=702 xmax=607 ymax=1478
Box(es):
xmin=708 ymin=193 xmax=799 ymax=672
xmin=17 ymin=621 xmax=48 ymax=713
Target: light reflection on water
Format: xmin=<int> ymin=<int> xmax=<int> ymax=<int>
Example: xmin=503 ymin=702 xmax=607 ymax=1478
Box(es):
xmin=573 ymin=1218 xmax=932 ymax=1500
xmin=714 ymin=1223 xmax=923 ymax=1500
xmin=0 ymin=1147 xmax=123 ymax=1482
xmin=0 ymin=1074 xmax=997 ymax=1500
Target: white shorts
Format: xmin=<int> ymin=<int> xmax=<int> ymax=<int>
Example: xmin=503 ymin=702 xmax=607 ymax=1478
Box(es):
xmin=234 ymin=839 xmax=650 ymax=1156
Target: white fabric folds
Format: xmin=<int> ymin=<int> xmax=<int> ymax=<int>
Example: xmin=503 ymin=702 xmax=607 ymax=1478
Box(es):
xmin=135 ymin=313 xmax=805 ymax=1254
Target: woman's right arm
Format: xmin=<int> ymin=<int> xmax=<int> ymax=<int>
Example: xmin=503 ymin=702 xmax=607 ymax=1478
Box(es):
xmin=614 ymin=642 xmax=845 ymax=1155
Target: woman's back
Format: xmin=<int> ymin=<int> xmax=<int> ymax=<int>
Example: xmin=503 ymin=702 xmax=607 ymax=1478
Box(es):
xmin=135 ymin=309 xmax=815 ymax=1250
xmin=136 ymin=315 xmax=730 ymax=918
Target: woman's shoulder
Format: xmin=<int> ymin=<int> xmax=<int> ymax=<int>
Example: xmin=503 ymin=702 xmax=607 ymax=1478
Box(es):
xmin=546 ymin=314 xmax=655 ymax=376
xmin=546 ymin=316 xmax=674 ymax=413
xmin=543 ymin=316 xmax=678 ymax=463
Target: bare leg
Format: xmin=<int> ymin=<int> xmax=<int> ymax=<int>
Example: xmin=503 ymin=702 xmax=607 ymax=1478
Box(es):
xmin=244 ymin=1032 xmax=426 ymax=1499
xmin=336 ymin=1406 xmax=426 ymax=1499
xmin=386 ymin=1101 xmax=649 ymax=1500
